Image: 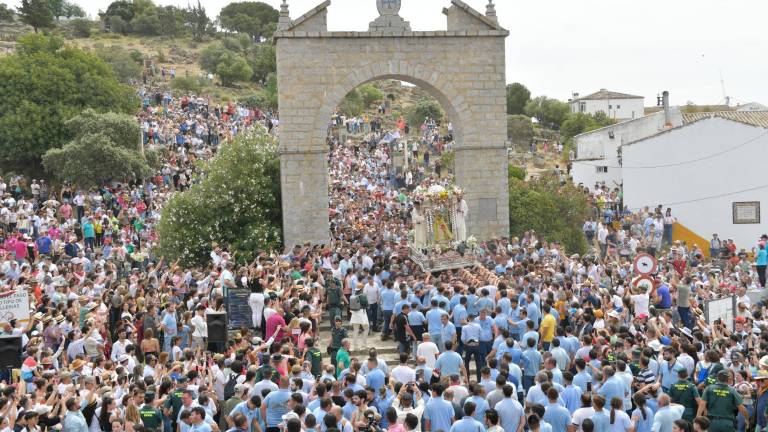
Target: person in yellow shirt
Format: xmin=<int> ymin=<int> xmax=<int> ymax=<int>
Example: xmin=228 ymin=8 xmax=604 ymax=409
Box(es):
xmin=539 ymin=304 xmax=556 ymax=350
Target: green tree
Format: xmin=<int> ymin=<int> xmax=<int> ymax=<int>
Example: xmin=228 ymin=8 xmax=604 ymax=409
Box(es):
xmin=107 ymin=15 xmax=129 ymax=33
xmin=248 ymin=43 xmax=275 ymax=83
xmin=524 ymin=96 xmax=571 ymax=129
xmin=217 ymin=52 xmax=253 ymax=86
xmin=154 ymin=6 xmax=186 ymax=37
xmin=198 ymin=43 xmax=230 ymax=73
xmin=69 ymin=18 xmax=91 ymax=37
xmin=339 ymin=88 xmax=363 ymax=117
xmin=560 ymin=112 xmax=615 ymax=143
xmin=264 ymin=72 xmax=278 ymax=108
xmin=186 ymin=0 xmax=210 ymax=42
xmin=94 ymin=45 xmax=143 ymax=83
xmin=130 ymin=11 xmax=161 ymax=35
xmin=405 ymin=100 xmax=444 ymax=128
xmin=0 ymin=3 xmax=14 ymax=21
xmin=62 ymin=2 xmax=84 ymax=18
xmin=17 ymin=0 xmax=54 ymax=32
xmin=103 ymin=0 xmax=134 ymax=22
xmin=0 ymin=34 xmax=136 ymax=171
xmin=218 ymin=1 xmax=279 ymax=41
xmin=506 ymin=82 xmax=531 ymax=115
xmin=508 ymin=173 xmax=589 ymax=255
xmin=507 ymin=114 xmax=533 ymax=148
xmin=42 ymin=110 xmax=153 ymax=187
xmin=358 ymin=84 xmax=384 ymax=108
xmin=157 ymin=130 xmax=282 ymax=266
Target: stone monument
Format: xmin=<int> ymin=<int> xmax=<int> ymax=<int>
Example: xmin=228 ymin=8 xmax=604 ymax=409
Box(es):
xmin=275 ymin=0 xmax=510 ymax=248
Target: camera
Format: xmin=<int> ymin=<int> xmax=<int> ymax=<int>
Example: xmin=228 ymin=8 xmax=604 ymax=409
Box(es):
xmin=359 ymin=410 xmax=382 ymax=432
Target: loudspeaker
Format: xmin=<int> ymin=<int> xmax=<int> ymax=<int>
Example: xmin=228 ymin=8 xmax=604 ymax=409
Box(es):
xmin=206 ymin=312 xmax=228 ymax=345
xmin=0 ymin=335 xmax=22 ymax=368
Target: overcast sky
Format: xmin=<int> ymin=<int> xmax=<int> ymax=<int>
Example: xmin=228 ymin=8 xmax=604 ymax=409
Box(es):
xmin=13 ymin=0 xmax=768 ymax=106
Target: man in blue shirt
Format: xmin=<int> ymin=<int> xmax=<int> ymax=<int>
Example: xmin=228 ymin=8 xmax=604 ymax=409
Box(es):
xmin=461 ymin=314 xmax=484 ymax=381
xmin=434 ymin=341 xmax=466 ymax=382
xmin=477 ymin=309 xmax=494 ymax=363
xmin=260 ymin=376 xmax=292 ymax=430
xmin=543 ymin=388 xmax=571 ymax=432
xmin=495 ymin=385 xmax=525 ymax=432
xmin=36 ymin=232 xmax=52 ymax=255
xmin=425 ymin=299 xmax=445 ymax=350
xmin=561 ymin=371 xmax=584 ymax=414
xmin=450 ymin=401 xmax=484 ymax=432
xmin=228 ymin=396 xmax=261 ymax=432
xmin=451 ymin=296 xmax=468 ymax=355
xmin=365 ymin=358 xmax=385 ymax=392
xmin=380 ymin=282 xmax=396 ymax=339
xmin=424 ymin=383 xmax=455 ymax=432
xmin=161 ymin=302 xmax=178 ymax=352
xmin=598 ymin=366 xmax=628 ymax=407
xmin=659 ymin=348 xmax=685 ymax=392
xmin=520 ymin=337 xmax=543 ymax=392
xmin=526 ymin=293 xmax=541 ymax=329
xmin=439 ymin=314 xmax=456 ymax=353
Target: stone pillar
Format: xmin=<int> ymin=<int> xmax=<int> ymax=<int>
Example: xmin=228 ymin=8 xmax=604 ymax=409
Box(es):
xmin=454 ymin=147 xmax=509 ymax=241
xmin=279 ymin=150 xmax=330 ymax=248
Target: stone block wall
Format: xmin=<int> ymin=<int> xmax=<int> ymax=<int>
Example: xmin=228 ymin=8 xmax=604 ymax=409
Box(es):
xmin=276 ymin=30 xmax=509 ymax=246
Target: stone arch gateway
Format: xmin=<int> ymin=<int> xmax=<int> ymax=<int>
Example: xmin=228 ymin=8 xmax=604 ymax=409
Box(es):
xmin=275 ymin=0 xmax=510 ymax=247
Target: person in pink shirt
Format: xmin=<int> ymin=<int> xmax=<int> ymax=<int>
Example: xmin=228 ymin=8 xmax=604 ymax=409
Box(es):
xmin=265 ymin=304 xmax=286 ymax=342
xmin=59 ymin=203 xmax=72 ymax=221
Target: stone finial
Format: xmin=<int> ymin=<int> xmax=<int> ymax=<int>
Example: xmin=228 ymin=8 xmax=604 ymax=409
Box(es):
xmin=369 ymin=0 xmax=411 ymax=32
xmin=278 ymin=0 xmax=291 ymax=31
xmin=485 ymin=0 xmax=497 ymax=23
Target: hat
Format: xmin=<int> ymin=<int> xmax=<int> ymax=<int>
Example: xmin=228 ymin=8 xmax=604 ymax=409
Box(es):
xmin=55 ymin=315 xmax=65 ymax=324
xmin=234 ymin=383 xmax=248 ymax=393
xmin=121 ymin=312 xmax=133 ymax=320
xmin=736 ymin=316 xmax=746 ymax=323
xmin=118 ymin=354 xmax=129 ymax=363
xmin=334 ymin=315 xmax=342 ymax=322
xmin=660 ymin=336 xmax=671 ymax=346
xmin=754 ymin=370 xmax=768 ymax=380
xmin=213 ymin=353 xmax=225 ymax=361
xmin=251 ymin=337 xmax=263 ymax=345
xmin=85 ymin=302 xmax=98 ymax=310
xmin=70 ymin=359 xmax=85 ymax=370
xmin=607 ymin=310 xmax=621 ymax=319
xmin=637 ymin=313 xmax=649 ymax=319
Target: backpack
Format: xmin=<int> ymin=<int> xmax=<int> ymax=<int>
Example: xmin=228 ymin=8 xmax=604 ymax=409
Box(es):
xmin=349 ymin=294 xmax=362 ymax=311
xmin=223 ymin=373 xmax=238 ymax=400
xmin=357 ymin=292 xmax=369 ymax=309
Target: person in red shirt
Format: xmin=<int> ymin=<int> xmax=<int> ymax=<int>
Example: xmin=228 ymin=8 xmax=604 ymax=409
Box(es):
xmin=265 ymin=303 xmax=286 ymax=342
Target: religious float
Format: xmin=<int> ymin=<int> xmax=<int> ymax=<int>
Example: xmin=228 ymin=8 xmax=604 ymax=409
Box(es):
xmin=409 ymin=185 xmax=477 ymax=272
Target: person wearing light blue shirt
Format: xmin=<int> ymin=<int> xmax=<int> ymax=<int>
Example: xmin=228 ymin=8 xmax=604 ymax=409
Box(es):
xmin=561 ymin=372 xmax=584 ymax=414
xmin=496 ymin=386 xmax=525 ymax=432
xmin=543 ymin=388 xmax=572 ymax=432
xmin=434 ymin=341 xmax=464 ymax=379
xmin=573 ymin=358 xmax=593 ymax=394
xmin=380 ymin=284 xmax=396 ymax=337
xmin=526 ymin=294 xmax=541 ymax=329
xmin=474 ymin=289 xmax=495 ymax=313
xmin=229 ymin=398 xmax=260 ymax=432
xmin=659 ymin=349 xmax=685 ymax=392
xmin=451 ymin=297 xmax=468 ymax=354
xmin=466 ymin=291 xmax=479 ymax=316
xmin=598 ymin=367 xmax=627 ymax=406
xmin=440 ymin=316 xmax=457 ymax=352
xmin=63 ymin=400 xmax=89 ymax=432
xmin=425 ymin=300 xmax=445 ymax=347
xmin=477 ymin=309 xmax=494 ymax=359
xmin=464 ymin=388 xmax=490 ymax=423
xmin=493 ymin=308 xmax=510 ymax=332
xmin=260 ymin=381 xmax=292 ymax=429
xmin=498 ymin=293 xmax=512 ymax=317
xmin=161 ymin=303 xmax=178 ymax=352
xmin=450 ymin=401 xmax=484 ymax=432
xmin=520 ymin=338 xmax=543 ymax=391
xmin=365 ymin=361 xmax=386 ymax=392
xmin=424 ymin=384 xmax=455 ymax=432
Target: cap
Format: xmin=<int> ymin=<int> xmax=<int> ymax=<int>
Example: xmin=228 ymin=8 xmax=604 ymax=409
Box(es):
xmin=660 ymin=336 xmax=671 ymax=346
xmin=736 ymin=316 xmax=746 ymax=323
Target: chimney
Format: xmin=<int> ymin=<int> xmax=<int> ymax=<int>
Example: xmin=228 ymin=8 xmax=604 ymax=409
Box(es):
xmin=663 ymin=91 xmax=671 ymax=127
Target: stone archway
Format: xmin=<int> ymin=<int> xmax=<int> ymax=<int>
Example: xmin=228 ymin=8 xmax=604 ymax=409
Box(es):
xmin=275 ymin=0 xmax=510 ymax=247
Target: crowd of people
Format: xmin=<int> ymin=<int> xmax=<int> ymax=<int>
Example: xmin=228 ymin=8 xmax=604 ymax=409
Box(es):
xmin=0 ymin=77 xmax=766 ymax=432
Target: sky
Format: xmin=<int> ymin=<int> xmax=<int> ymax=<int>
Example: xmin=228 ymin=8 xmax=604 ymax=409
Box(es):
xmin=10 ymin=0 xmax=768 ymax=106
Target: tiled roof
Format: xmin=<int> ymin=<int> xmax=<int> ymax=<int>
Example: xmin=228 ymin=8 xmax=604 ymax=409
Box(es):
xmin=572 ymin=89 xmax=643 ymax=101
xmin=683 ymin=111 xmax=768 ymax=128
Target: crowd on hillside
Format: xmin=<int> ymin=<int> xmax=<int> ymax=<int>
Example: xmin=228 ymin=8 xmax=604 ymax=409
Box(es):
xmin=0 ymin=79 xmax=766 ymax=432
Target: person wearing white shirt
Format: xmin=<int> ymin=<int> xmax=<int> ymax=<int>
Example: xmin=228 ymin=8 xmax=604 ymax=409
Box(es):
xmin=416 ymin=334 xmax=440 ymax=368
xmin=391 ymin=354 xmax=416 ymax=384
xmin=190 ymin=306 xmax=208 ymax=351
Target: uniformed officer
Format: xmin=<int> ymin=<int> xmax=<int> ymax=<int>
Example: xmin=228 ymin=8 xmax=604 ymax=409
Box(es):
xmin=163 ymin=376 xmax=187 ymax=431
xmin=328 ymin=315 xmax=348 ymax=367
xmin=697 ymin=370 xmax=749 ymax=432
xmin=140 ymin=391 xmax=163 ymax=432
xmin=669 ymin=369 xmax=702 ymax=421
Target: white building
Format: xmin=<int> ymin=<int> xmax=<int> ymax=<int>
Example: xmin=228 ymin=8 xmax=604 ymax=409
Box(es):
xmin=622 ymin=111 xmax=768 ymax=249
xmin=737 ymin=102 xmax=768 ymax=112
xmin=570 ymin=94 xmax=683 ymax=190
xmin=569 ymin=89 xmax=645 ymax=120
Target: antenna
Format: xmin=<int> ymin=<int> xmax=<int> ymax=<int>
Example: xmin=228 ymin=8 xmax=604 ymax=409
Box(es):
xmin=719 ymin=69 xmax=730 ymax=107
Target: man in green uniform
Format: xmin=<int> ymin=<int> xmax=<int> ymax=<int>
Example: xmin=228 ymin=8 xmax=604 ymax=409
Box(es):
xmin=163 ymin=377 xmax=186 ymax=431
xmin=698 ymin=370 xmax=749 ymax=432
xmin=328 ymin=316 xmax=348 ymax=368
xmin=304 ymin=337 xmax=323 ymax=378
xmin=254 ymin=354 xmax=281 ymax=384
xmin=669 ymin=369 xmax=701 ymax=421
xmin=325 ymin=272 xmax=344 ymax=323
xmin=140 ymin=392 xmax=163 ymax=432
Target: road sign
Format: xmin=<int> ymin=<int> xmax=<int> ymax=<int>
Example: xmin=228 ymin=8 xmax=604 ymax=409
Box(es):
xmin=633 ymin=253 xmax=658 ymax=275
xmin=632 ymin=275 xmax=655 ymax=292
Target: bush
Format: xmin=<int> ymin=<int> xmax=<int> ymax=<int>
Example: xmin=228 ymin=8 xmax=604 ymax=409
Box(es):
xmin=95 ymin=45 xmax=143 ymax=83
xmin=508 ymin=165 xmax=527 ymax=181
xmin=508 ymin=173 xmax=589 ymax=254
xmin=70 ymin=18 xmax=92 ymax=38
xmin=157 ymin=129 xmax=282 ymax=266
xmin=507 ymin=114 xmax=533 ymax=148
xmin=171 ymin=76 xmax=203 ymax=96
xmin=107 ymin=15 xmax=130 ymax=34
xmin=358 ymin=84 xmax=384 ymax=108
xmin=239 ymin=91 xmax=270 ymax=109
xmin=339 ymin=88 xmax=363 ymax=117
xmin=216 ymin=52 xmax=253 ymax=87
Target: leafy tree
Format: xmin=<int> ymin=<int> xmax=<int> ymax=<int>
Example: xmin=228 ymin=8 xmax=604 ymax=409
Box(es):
xmin=218 ymin=1 xmax=279 ymax=41
xmin=339 ymin=88 xmax=363 ymax=117
xmin=157 ymin=129 xmax=282 ymax=266
xmin=506 ymin=82 xmax=531 ymax=115
xmin=239 ymin=91 xmax=271 ymax=109
xmin=198 ymin=43 xmax=230 ymax=73
xmin=358 ymin=84 xmax=384 ymax=108
xmin=405 ymin=100 xmax=444 ymax=128
xmin=154 ymin=6 xmax=186 ymax=37
xmin=69 ymin=18 xmax=91 ymax=37
xmin=248 ymin=43 xmax=275 ymax=83
xmin=216 ymin=52 xmax=253 ymax=86
xmin=508 ymin=173 xmax=590 ymax=255
xmin=524 ymin=96 xmax=570 ymax=129
xmin=222 ymin=34 xmax=251 ymax=52
xmin=94 ymin=45 xmax=142 ymax=83
xmin=17 ymin=0 xmax=53 ymax=32
xmin=62 ymin=2 xmax=84 ymax=18
xmin=560 ymin=112 xmax=615 ymax=143
xmin=0 ymin=3 xmax=14 ymax=21
xmin=507 ymin=114 xmax=533 ymax=148
xmin=0 ymin=34 xmax=137 ymax=171
xmin=264 ymin=72 xmax=278 ymax=109
xmin=107 ymin=15 xmax=129 ymax=34
xmin=130 ymin=11 xmax=161 ymax=35
xmin=186 ymin=0 xmax=210 ymax=42
xmin=42 ymin=110 xmax=153 ymax=187
xmin=103 ymin=0 xmax=134 ymax=22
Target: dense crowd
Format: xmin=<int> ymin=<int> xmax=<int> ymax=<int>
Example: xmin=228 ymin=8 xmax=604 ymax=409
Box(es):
xmin=0 ymin=80 xmax=766 ymax=432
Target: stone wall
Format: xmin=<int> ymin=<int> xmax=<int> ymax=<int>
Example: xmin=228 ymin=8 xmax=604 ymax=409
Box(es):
xmin=276 ymin=28 xmax=509 ymax=247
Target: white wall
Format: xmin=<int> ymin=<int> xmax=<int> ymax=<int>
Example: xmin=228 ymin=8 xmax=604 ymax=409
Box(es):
xmin=570 ymin=98 xmax=645 ymax=120
xmin=571 ymin=110 xmax=683 ymax=190
xmin=623 ymin=117 xmax=768 ymax=249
